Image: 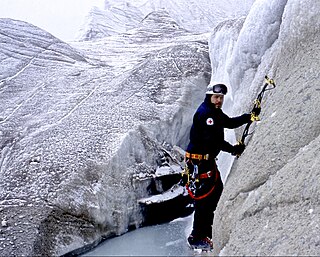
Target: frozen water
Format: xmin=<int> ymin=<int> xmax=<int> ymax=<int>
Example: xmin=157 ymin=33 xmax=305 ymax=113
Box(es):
xmin=82 ymin=214 xmax=194 ymax=256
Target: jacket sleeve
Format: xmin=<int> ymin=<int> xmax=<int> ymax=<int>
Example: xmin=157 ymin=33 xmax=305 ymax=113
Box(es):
xmin=222 ymin=113 xmax=251 ymax=129
xmin=221 ymin=140 xmax=234 ymax=153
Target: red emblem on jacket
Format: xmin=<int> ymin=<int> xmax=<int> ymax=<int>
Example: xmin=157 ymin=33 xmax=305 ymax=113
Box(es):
xmin=206 ymin=118 xmax=214 ymax=125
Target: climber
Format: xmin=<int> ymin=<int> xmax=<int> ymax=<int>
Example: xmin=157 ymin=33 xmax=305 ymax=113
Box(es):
xmin=184 ymin=83 xmax=260 ymax=251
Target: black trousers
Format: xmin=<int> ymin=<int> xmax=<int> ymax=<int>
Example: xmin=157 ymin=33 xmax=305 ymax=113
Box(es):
xmin=188 ymin=158 xmax=224 ymax=239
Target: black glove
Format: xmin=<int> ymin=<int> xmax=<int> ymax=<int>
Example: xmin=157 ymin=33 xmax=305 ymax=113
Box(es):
xmin=252 ymin=106 xmax=261 ymax=116
xmin=244 ymin=113 xmax=252 ymax=123
xmin=231 ymin=143 xmax=246 ymax=156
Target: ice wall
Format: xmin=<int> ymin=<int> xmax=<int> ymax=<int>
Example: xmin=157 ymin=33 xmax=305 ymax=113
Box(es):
xmin=208 ymin=0 xmax=287 ymax=181
xmin=212 ymin=0 xmax=320 ymax=255
xmin=0 ymin=12 xmax=211 ymax=256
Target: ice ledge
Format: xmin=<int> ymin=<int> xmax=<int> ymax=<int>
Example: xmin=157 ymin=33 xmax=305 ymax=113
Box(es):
xmin=138 ymin=184 xmax=186 ymax=205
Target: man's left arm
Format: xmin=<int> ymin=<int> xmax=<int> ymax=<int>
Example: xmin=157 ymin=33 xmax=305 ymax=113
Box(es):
xmin=223 ymin=113 xmax=251 ymax=129
xmin=220 ymin=140 xmax=234 ymax=153
xmin=221 ymin=140 xmax=245 ymax=156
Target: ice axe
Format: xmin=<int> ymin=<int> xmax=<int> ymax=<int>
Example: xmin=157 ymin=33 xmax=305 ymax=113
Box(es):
xmin=237 ymin=75 xmax=276 ymax=157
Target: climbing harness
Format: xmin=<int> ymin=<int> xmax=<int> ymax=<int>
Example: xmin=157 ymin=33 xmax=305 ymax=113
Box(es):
xmin=238 ymin=75 xmax=276 ymax=151
xmin=180 ymin=76 xmax=276 ymax=197
xmin=181 ymin=155 xmax=220 ymax=200
xmin=185 ymin=152 xmax=210 ymax=161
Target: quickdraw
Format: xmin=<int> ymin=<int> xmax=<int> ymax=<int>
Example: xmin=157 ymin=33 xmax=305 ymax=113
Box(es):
xmin=238 ymin=75 xmax=276 ymax=149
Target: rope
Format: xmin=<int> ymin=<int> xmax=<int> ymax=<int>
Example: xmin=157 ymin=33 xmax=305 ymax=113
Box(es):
xmin=184 ymin=160 xmax=220 ymax=200
xmin=186 ymin=175 xmax=217 ymax=200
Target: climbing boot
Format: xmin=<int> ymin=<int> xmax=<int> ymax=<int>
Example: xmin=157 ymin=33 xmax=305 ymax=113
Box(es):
xmin=188 ymin=235 xmax=213 ymax=251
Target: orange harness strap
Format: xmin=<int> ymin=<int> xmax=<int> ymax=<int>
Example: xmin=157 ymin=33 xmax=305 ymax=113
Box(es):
xmin=185 ymin=152 xmax=210 ymax=161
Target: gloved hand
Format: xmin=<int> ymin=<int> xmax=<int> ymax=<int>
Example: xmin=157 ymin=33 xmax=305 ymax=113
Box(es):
xmin=252 ymin=106 xmax=261 ymax=116
xmin=231 ymin=143 xmax=246 ymax=156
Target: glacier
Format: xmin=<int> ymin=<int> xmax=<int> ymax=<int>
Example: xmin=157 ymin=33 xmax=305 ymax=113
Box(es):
xmin=0 ymin=11 xmax=211 ymax=256
xmin=0 ymin=0 xmax=319 ymax=256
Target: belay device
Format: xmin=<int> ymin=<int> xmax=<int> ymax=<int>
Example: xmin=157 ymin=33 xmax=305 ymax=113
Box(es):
xmin=238 ymin=75 xmax=276 ymax=149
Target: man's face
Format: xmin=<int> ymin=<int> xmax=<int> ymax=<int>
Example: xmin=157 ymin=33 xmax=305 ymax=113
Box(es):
xmin=210 ymin=94 xmax=224 ymax=108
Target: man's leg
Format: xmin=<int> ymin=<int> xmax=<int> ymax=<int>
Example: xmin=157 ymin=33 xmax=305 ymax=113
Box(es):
xmin=191 ymin=175 xmax=223 ymax=239
xmin=203 ymin=177 xmax=223 ymax=238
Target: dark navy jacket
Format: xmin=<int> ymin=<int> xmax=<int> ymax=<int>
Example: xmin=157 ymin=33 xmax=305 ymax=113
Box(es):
xmin=186 ymin=95 xmax=250 ymax=157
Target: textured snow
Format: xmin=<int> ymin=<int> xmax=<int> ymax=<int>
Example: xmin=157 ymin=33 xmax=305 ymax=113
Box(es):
xmin=0 ymin=10 xmax=211 ymax=256
xmin=138 ymin=184 xmax=185 ymax=204
xmin=1 ymin=0 xmax=319 ymax=256
xmin=85 ymin=0 xmax=320 ymax=255
xmin=77 ymin=6 xmax=144 ymax=40
xmin=212 ymin=0 xmax=320 ymax=256
xmin=78 ymin=0 xmax=255 ymax=41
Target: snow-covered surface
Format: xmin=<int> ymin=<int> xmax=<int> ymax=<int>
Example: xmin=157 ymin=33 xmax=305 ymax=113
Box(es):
xmin=212 ymin=0 xmax=320 ymax=255
xmin=78 ymin=0 xmax=255 ymax=41
xmin=0 ymin=11 xmax=211 ymax=256
xmin=77 ymin=5 xmax=144 ymax=41
xmin=155 ymin=164 xmax=182 ymax=177
xmin=1 ymin=0 xmax=319 ymax=256
xmin=208 ymin=0 xmax=288 ymax=182
xmin=138 ymin=184 xmax=186 ymax=205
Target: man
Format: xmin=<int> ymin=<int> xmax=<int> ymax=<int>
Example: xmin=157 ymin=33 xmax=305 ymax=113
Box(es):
xmin=184 ymin=83 xmax=259 ymax=250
